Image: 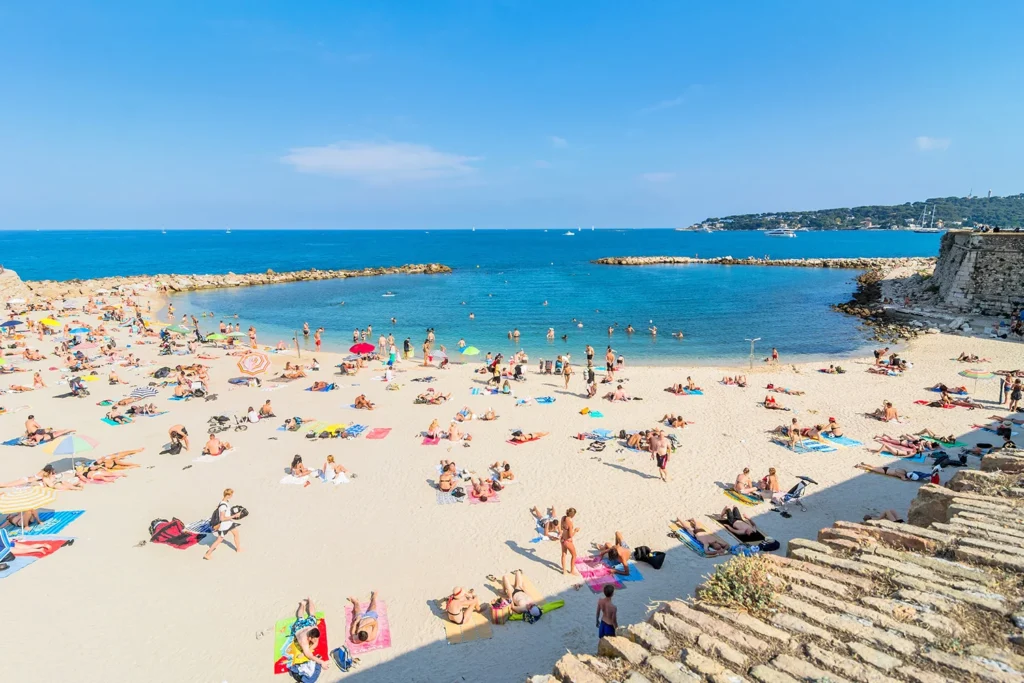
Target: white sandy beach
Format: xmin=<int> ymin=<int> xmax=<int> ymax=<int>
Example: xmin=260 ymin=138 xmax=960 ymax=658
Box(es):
xmin=1 ymin=300 xmax=1020 ymax=683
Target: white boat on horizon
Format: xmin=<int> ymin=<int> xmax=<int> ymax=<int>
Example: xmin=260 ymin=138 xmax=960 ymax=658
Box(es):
xmin=765 ymin=228 xmax=796 ymax=237
xmin=563 ymin=231 xmax=575 ymax=236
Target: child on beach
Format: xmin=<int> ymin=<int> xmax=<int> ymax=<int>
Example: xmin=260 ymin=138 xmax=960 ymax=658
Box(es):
xmin=596 ymin=584 xmax=617 ymax=641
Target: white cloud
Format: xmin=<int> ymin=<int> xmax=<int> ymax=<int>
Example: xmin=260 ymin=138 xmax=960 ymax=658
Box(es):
xmin=281 ymin=141 xmax=481 ymax=183
xmin=549 ymin=135 xmax=568 ymax=148
xmin=915 ymin=136 xmax=951 ymax=152
xmin=534 ymin=160 xmax=551 ymax=168
xmin=640 ymin=96 xmax=685 ymax=114
xmin=640 ymin=172 xmax=676 ymax=183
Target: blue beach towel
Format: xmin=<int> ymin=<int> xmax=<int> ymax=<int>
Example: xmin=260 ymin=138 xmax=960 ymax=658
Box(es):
xmin=346 ymin=424 xmax=368 ymax=436
xmin=470 ymin=388 xmax=481 ymax=395
xmin=591 ymin=428 xmax=613 ymax=439
xmin=588 ymin=411 xmax=604 ymax=418
xmin=7 ymin=510 xmax=85 ymax=538
xmin=168 ymin=396 xmax=189 ymax=402
xmin=536 ymin=396 xmax=555 ymax=404
xmin=682 ymin=389 xmax=703 ymax=396
xmin=823 ymin=434 xmax=864 ymax=447
xmin=2 ymin=437 xmax=27 ymax=447
xmin=603 ymin=559 xmax=644 ymax=582
xmin=0 ymin=555 xmax=39 ymax=579
xmin=101 ymin=417 xmax=133 ymax=426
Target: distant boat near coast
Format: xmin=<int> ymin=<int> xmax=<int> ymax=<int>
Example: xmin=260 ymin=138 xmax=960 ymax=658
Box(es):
xmin=765 ymin=228 xmax=797 ymax=237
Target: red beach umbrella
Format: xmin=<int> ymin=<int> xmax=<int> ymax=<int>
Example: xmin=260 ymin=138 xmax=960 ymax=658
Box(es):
xmin=350 ymin=343 xmax=374 ymax=354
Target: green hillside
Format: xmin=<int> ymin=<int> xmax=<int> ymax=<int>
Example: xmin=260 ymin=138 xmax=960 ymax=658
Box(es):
xmin=697 ymin=193 xmax=1024 ymax=231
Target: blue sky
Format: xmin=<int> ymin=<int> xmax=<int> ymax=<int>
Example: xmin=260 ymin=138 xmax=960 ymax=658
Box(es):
xmin=1 ymin=1 xmax=1022 ymax=229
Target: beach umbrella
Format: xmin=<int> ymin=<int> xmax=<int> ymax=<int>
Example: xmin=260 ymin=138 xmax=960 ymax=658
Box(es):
xmin=43 ymin=434 xmax=99 ymax=456
xmin=225 ymin=331 xmax=246 ymax=337
xmin=0 ymin=357 xmax=5 ymax=365
xmin=350 ymin=342 xmax=375 ymax=354
xmin=433 ymin=349 xmax=447 ymax=359
xmin=6 ymin=297 xmax=26 ymax=305
xmin=74 ymin=343 xmax=98 ymax=350
xmin=166 ymin=325 xmax=190 ymax=334
xmin=959 ymin=368 xmax=995 ymax=394
xmin=0 ymin=487 xmax=57 ymax=530
xmin=206 ymin=333 xmax=227 ymax=340
xmin=461 ymin=346 xmax=480 ymax=356
xmin=39 ymin=318 xmax=60 ymax=327
xmin=130 ymin=386 xmax=158 ymax=399
xmin=237 ymin=351 xmax=271 ymax=376
xmin=69 ymin=327 xmax=90 ymax=334
xmin=0 ymin=320 xmax=23 ymax=328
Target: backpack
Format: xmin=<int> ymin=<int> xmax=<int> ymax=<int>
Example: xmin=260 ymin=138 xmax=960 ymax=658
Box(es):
xmin=209 ymin=506 xmax=222 ymax=529
xmin=632 ymin=546 xmax=666 ymax=570
xmin=331 ymin=646 xmax=355 ymax=672
xmin=154 ymin=367 xmax=171 ymax=378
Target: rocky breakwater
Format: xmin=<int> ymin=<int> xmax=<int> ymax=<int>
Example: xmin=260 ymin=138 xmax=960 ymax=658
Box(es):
xmin=592 ymin=255 xmax=935 ymax=269
xmin=24 ymin=263 xmax=452 ymax=299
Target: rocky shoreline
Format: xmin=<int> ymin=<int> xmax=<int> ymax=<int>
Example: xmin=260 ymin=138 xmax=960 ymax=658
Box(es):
xmin=23 ymin=263 xmax=452 ymax=299
xmin=592 ymin=255 xmax=936 ymax=269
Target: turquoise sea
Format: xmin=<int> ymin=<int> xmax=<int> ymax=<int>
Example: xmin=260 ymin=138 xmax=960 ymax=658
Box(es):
xmin=0 ymin=229 xmax=941 ymax=363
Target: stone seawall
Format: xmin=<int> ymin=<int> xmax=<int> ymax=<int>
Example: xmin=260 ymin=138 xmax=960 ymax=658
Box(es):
xmin=932 ymin=231 xmax=1024 ymax=315
xmin=593 ymin=256 xmax=936 ymax=269
xmin=22 ymin=263 xmax=452 ymax=299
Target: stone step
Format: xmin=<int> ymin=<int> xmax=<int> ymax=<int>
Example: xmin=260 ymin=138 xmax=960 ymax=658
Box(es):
xmin=832 ymin=521 xmax=939 ymax=552
xmin=694 ymin=604 xmax=792 ymax=644
xmin=858 ymin=596 xmax=963 ymax=637
xmin=553 ymin=653 xmax=608 ymax=683
xmin=819 ymin=537 xmax=862 ymax=553
xmin=958 ymin=535 xmax=1024 ymax=558
xmin=783 ymin=582 xmax=936 ymax=642
xmin=936 ymin=521 xmax=1024 ymax=548
xmin=892 ymin=588 xmax=954 ymax=613
xmin=947 ymin=517 xmax=1024 ymax=542
xmin=869 ymin=545 xmax=992 ymax=582
xmin=952 ymin=509 xmax=1024 ymax=531
xmin=771 ymin=653 xmax=853 ymax=683
xmin=889 ymin=573 xmax=1010 ymax=614
xmin=847 ymin=642 xmax=904 ymax=672
xmin=663 ymin=602 xmax=770 ymax=654
xmin=774 ymin=594 xmax=918 ymax=656
xmin=955 ymin=545 xmax=1024 ymax=572
xmin=922 ymin=648 xmax=1023 ymax=682
xmin=627 ymin=622 xmax=671 ymax=653
xmin=897 ymin=665 xmax=958 ymax=683
xmin=863 ymin=517 xmax=953 ymax=545
xmin=680 ymin=649 xmax=747 ymax=682
xmin=763 ymin=554 xmax=875 ymax=590
xmin=786 ymin=538 xmax=833 ymax=555
xmin=769 ymin=612 xmax=836 ymax=643
xmin=598 ymin=636 xmax=649 ymax=666
xmin=855 ymin=552 xmax=989 ymax=593
xmin=766 ymin=563 xmax=855 ymax=598
xmin=651 ymin=611 xmax=701 ymax=643
xmin=695 ymin=633 xmax=749 ymax=670
xmin=748 ymin=665 xmax=799 ymax=683
xmin=647 ymin=654 xmax=700 ymax=683
xmin=802 ymin=643 xmax=902 ymax=683
xmin=787 ymin=548 xmax=884 ymax=581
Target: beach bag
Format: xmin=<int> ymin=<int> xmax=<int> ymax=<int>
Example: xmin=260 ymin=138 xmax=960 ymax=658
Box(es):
xmin=331 ymin=646 xmax=354 ymax=672
xmin=490 ymin=598 xmax=510 ymax=625
xmin=451 ymin=487 xmax=466 ymax=498
xmin=164 ymin=441 xmax=182 ymax=455
xmin=758 ymin=539 xmax=780 ymax=552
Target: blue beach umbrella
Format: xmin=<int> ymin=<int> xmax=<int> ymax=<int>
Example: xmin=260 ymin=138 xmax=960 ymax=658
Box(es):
xmin=69 ymin=327 xmax=90 ymax=334
xmin=0 ymin=320 xmax=23 ymax=328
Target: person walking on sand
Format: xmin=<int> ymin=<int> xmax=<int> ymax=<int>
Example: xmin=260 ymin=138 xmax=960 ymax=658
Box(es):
xmin=248 ymin=326 xmax=257 ymax=348
xmin=596 ymin=584 xmax=617 ymax=641
xmin=204 ymin=488 xmax=242 ymax=560
xmin=562 ymin=360 xmax=573 ymax=389
xmin=560 ymin=508 xmax=580 ymax=575
xmin=650 ymin=428 xmax=670 ymax=482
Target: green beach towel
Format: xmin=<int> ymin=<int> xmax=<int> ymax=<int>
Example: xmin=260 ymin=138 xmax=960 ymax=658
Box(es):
xmin=508 ymin=600 xmax=564 ymax=621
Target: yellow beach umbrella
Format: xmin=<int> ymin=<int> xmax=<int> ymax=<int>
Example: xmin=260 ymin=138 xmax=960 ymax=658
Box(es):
xmin=39 ymin=318 xmax=60 ymax=327
xmin=0 ymin=486 xmax=57 ymax=514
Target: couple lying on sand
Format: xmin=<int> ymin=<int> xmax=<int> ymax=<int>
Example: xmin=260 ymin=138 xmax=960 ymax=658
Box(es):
xmin=415 ymin=389 xmax=451 ymax=405
xmin=674 ymin=507 xmax=760 ymax=556
xmin=443 ymin=570 xmax=540 ymax=624
xmin=664 ymin=377 xmax=701 ymax=394
xmin=453 ymin=406 xmax=498 ymax=422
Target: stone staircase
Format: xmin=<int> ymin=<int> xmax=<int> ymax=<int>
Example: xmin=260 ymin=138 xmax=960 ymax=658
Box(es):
xmin=530 ymin=451 xmax=1024 ymax=683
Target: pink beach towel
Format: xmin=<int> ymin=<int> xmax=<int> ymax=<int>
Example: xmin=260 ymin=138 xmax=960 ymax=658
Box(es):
xmin=366 ymin=428 xmax=392 ymax=440
xmin=507 ymin=436 xmax=541 ymax=446
xmin=574 ymin=557 xmax=623 ymax=593
xmin=469 ymin=487 xmax=500 ymax=504
xmin=343 ymin=600 xmax=392 ymax=655
xmin=421 ymin=436 xmax=440 ymax=446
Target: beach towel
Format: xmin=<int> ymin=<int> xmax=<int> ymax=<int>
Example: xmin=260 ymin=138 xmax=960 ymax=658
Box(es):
xmin=822 ymin=434 xmax=864 ymax=447
xmin=486 ymin=573 xmax=543 ymax=605
xmin=723 ymin=489 xmax=763 ymax=507
xmin=168 ymin=395 xmax=190 ymax=402
xmin=273 ymin=612 xmax=328 ymax=675
xmin=879 ymin=449 xmax=926 ymax=463
xmin=0 ymin=535 xmax=72 ymax=580
xmin=193 ymin=448 xmax=237 ymax=464
xmin=973 ymin=423 xmax=1019 ymax=436
xmin=135 ymin=411 xmax=168 ymax=418
xmin=772 ymin=438 xmax=837 ymax=454
xmin=0 ymin=554 xmax=39 ymax=579
xmin=441 ymin=605 xmax=493 ymax=644
xmin=913 ymin=400 xmax=954 ymax=409
xmin=97 ymin=399 xmax=114 ymax=406
xmin=7 ymin=510 xmax=85 ymax=538
xmin=918 ymin=435 xmax=968 ymax=448
xmin=1 ymin=437 xmax=29 ymax=447
xmin=101 ymin=417 xmax=133 ymax=426
xmin=713 ymin=518 xmax=767 ymax=544
xmin=184 ymin=519 xmax=213 ymax=534
xmin=470 ymin=387 xmax=481 ymax=396
xmin=574 ymin=557 xmax=624 ymax=592
xmin=346 ymin=424 xmax=368 ymax=437
xmin=601 ymin=557 xmax=644 ymax=582
xmin=435 ymin=490 xmax=461 ymax=505
xmin=508 ymin=600 xmax=565 ymax=621
xmin=305 ymin=383 xmax=336 ymax=392
xmin=507 ymin=436 xmax=542 ymax=446
xmin=280 ymin=474 xmax=313 ymax=485
xmin=366 ymin=427 xmax=391 ymax=440
xmin=422 ymin=436 xmax=440 ymax=446
xmin=535 ymin=396 xmax=555 ymax=404
xmin=588 ymin=411 xmax=604 ymax=418
xmin=343 ymin=600 xmax=391 ymax=654
xmin=590 ymin=428 xmax=614 ymax=440
xmin=322 ymin=471 xmax=350 ymax=485
xmin=681 ymin=389 xmax=703 ymax=396
xmin=469 ymin=487 xmax=500 ymax=504
xmin=929 ymin=387 xmax=969 ymax=395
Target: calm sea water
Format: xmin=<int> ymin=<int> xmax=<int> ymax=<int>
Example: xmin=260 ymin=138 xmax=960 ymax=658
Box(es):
xmin=0 ymin=229 xmax=941 ymax=363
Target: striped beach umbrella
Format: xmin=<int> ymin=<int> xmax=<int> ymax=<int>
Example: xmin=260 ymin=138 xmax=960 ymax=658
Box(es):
xmin=43 ymin=434 xmax=99 ymax=456
xmin=130 ymin=386 xmax=158 ymax=399
xmin=0 ymin=486 xmax=57 ymax=514
xmin=959 ymin=368 xmax=995 ymax=394
xmin=237 ymin=351 xmax=271 ymax=376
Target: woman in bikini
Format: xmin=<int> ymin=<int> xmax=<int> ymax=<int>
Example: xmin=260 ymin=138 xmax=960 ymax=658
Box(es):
xmin=445 ymin=587 xmax=481 ymax=624
xmin=560 ymin=508 xmax=580 ymax=575
xmin=437 ymin=461 xmax=456 ymax=492
xmin=290 ymin=455 xmax=312 ymax=477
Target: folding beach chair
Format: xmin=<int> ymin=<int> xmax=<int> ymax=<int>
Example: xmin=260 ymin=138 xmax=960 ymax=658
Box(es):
xmin=772 ymin=476 xmax=818 ymax=512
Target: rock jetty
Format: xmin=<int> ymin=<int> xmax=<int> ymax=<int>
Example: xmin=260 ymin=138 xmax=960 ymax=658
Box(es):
xmin=530 ymin=449 xmax=1024 ymax=683
xmin=23 ymin=263 xmax=452 ymax=299
xmin=593 ymin=255 xmax=936 ymax=269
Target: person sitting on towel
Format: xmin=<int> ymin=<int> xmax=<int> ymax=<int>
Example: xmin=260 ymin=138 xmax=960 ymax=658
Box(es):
xmin=734 ymin=468 xmax=756 ymax=495
xmin=595 ymin=531 xmax=631 ymax=575
xmin=285 ymin=598 xmax=331 ymax=680
xmin=259 ymin=400 xmax=275 ymax=419
xmin=445 ymin=587 xmax=481 ymax=625
xmin=321 ymin=455 xmax=352 ymax=482
xmin=290 ymin=455 xmax=312 ymax=477
xmin=354 ymin=394 xmax=375 ymax=410
xmin=310 ymin=381 xmax=329 ymax=391
xmin=438 ymin=460 xmax=457 ymax=492
xmin=348 ymin=591 xmax=380 ymax=644
xmin=106 ymin=405 xmax=130 ymax=424
xmin=203 ymin=433 xmax=231 ymax=456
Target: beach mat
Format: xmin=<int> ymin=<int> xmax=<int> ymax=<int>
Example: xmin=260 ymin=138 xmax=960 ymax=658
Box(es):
xmin=7 ymin=510 xmax=84 ymax=538
xmin=468 ymin=488 xmax=499 ymax=504
xmin=101 ymin=417 xmax=133 ymax=426
xmin=343 ymin=600 xmax=392 ymax=654
xmin=919 ymin=435 xmax=968 ymax=448
xmin=723 ymin=489 xmax=763 ymax=507
xmin=772 ymin=438 xmax=837 ymax=454
xmin=668 ymin=521 xmax=727 ymax=558
xmin=507 ymin=436 xmax=542 ymax=446
xmin=0 ymin=555 xmax=38 ymax=579
xmin=574 ymin=557 xmax=624 ymax=592
xmin=823 ymin=434 xmax=864 ymax=447
xmin=435 ymin=490 xmax=461 ymax=505
xmin=273 ymin=612 xmax=328 ymax=675
xmin=366 ymin=427 xmax=391 ymax=440
xmin=441 ymin=607 xmax=493 ymax=644
xmin=713 ymin=518 xmax=767 ymax=544
xmin=421 ymin=436 xmax=440 ymax=446
xmin=602 ymin=558 xmax=644 ymax=582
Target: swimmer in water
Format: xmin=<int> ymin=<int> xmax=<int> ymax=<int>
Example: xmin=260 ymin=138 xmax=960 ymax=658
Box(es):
xmin=542 ymin=301 xmax=548 ymax=306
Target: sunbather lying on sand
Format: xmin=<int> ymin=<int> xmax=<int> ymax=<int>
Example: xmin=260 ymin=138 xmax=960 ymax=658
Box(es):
xmin=766 ymin=384 xmax=804 ymax=395
xmin=285 ymin=598 xmax=331 ymax=678
xmin=930 ymin=383 xmax=968 ymax=394
xmin=127 ymin=402 xmax=158 ymax=416
xmin=762 ymin=395 xmax=789 ymax=410
xmin=290 ymin=455 xmax=312 ymax=477
xmin=353 ymin=394 xmax=375 ymax=410
xmin=93 ymin=449 xmax=142 ymax=469
xmin=855 ymin=462 xmax=936 ymax=482
xmin=8 ymin=384 xmax=33 ymax=392
xmin=715 ymin=507 xmax=759 ymax=536
xmin=75 ymin=462 xmax=125 ymax=483
xmin=106 ymin=406 xmax=130 ymax=424
xmin=349 ymin=592 xmax=381 ymax=645
xmin=492 ymin=570 xmax=540 ymax=618
xmin=38 ymin=464 xmax=84 ymax=490
xmin=957 ymin=353 xmax=989 ymax=363
xmin=721 ymin=375 xmax=747 ymax=387
xmin=595 ymin=531 xmax=631 ymax=575
xmin=444 ymin=587 xmax=481 ymax=624
xmin=530 ymin=505 xmax=560 ymax=539
xmin=108 ymin=370 xmax=127 ymax=385
xmin=510 ymin=430 xmax=548 ymax=442
xmin=915 ymin=428 xmax=956 ymax=443
xmin=659 ymin=414 xmax=689 ymax=428
xmin=310 ymin=381 xmax=330 ymax=391
xmin=470 ymin=477 xmax=495 ymax=500
xmin=864 ymin=509 xmax=904 ymax=523
xmin=415 ymin=390 xmax=451 ymax=405
xmin=282 ymin=363 xmax=307 ymax=379
xmin=283 ymin=417 xmax=317 ymax=431
xmin=672 ymin=518 xmax=728 ymax=556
